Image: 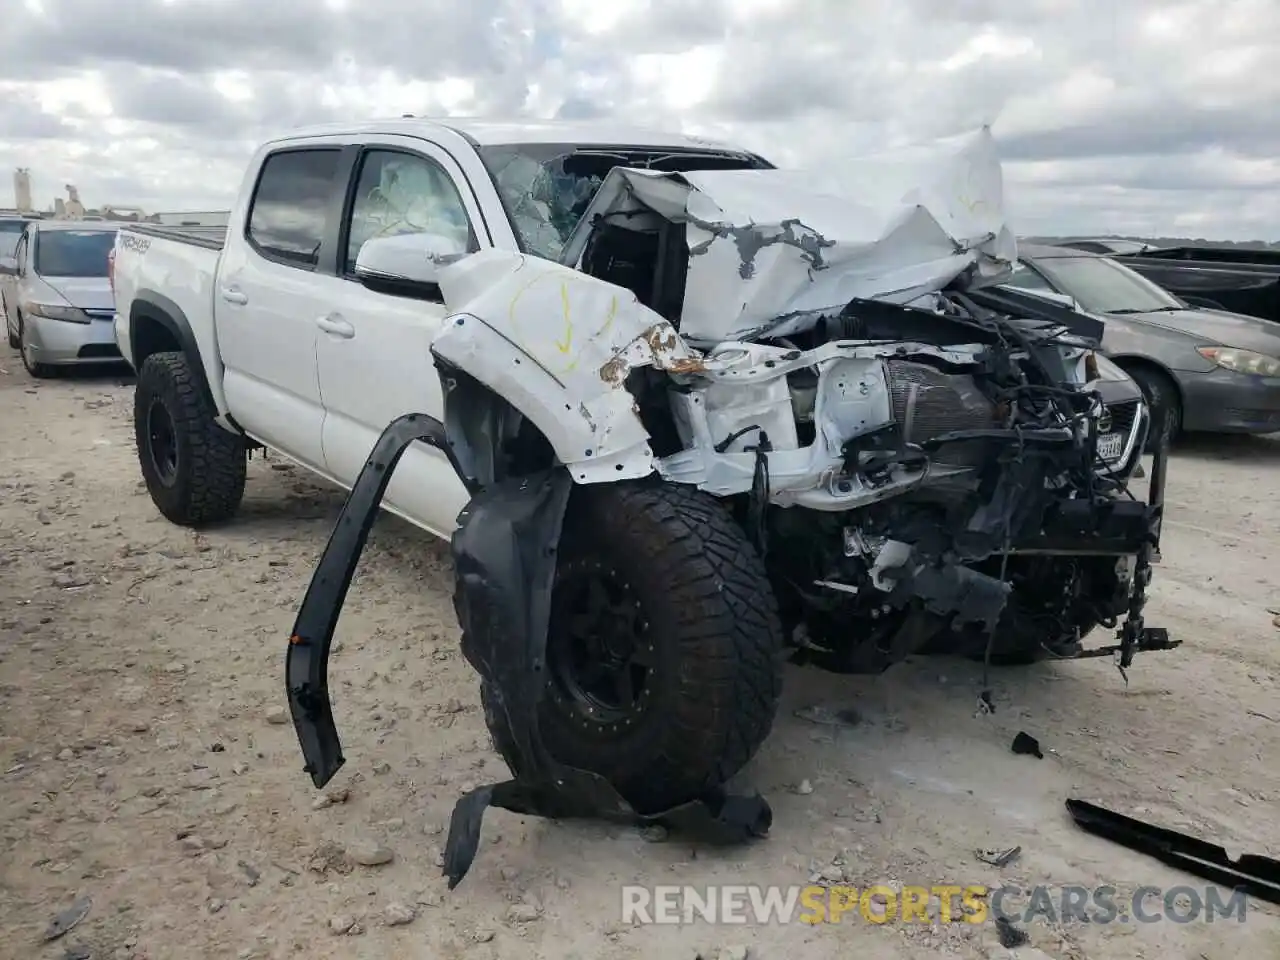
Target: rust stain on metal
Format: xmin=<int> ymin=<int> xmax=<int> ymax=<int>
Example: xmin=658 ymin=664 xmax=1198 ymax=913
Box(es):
xmin=599 ymin=355 xmax=628 ymax=386
xmin=663 ymin=356 xmax=709 ymax=375
xmin=599 ymin=323 xmax=707 ymax=385
xmin=643 ymin=323 xmax=707 ymax=374
xmin=643 ymin=324 xmax=679 ymax=354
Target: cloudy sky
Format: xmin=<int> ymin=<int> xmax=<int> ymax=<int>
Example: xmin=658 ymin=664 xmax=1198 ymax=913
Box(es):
xmin=2 ymin=0 xmax=1278 ymax=239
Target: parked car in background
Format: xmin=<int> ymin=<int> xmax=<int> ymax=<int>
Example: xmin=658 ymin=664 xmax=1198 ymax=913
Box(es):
xmin=1005 ymin=244 xmax=1280 ymax=441
xmin=1111 ymin=245 xmax=1280 ymax=324
xmin=0 ymin=215 xmax=36 ymax=258
xmin=0 ymin=216 xmax=35 ymax=328
xmin=1058 ymin=237 xmax=1156 ymax=255
xmin=0 ymin=220 xmax=122 ymax=377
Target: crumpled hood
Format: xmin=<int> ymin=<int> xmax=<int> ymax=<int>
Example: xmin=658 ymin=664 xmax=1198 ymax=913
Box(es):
xmin=40 ymin=275 xmax=114 ymax=312
xmin=559 ymin=125 xmax=1015 ymax=342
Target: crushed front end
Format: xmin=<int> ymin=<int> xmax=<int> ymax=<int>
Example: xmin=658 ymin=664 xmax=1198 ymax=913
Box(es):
xmin=634 ymin=283 xmax=1177 ymax=675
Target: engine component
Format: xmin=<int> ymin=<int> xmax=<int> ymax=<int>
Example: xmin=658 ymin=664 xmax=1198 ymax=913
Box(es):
xmin=885 ymin=359 xmax=998 ymax=466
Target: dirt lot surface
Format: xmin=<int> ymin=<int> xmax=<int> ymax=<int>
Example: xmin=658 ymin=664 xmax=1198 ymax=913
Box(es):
xmin=2 ymin=360 xmax=1278 ymax=960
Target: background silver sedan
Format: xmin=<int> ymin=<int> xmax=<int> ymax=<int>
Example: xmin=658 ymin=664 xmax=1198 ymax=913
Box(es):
xmin=0 ymin=221 xmax=121 ymax=378
xmin=1005 ymin=243 xmax=1280 ymax=444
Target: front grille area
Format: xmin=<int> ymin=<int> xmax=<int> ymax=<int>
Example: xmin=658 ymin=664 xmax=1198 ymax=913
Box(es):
xmin=1103 ymin=399 xmax=1140 ymax=436
xmin=1096 ymin=398 xmax=1144 ymax=473
xmin=78 ymin=343 xmax=121 ymax=359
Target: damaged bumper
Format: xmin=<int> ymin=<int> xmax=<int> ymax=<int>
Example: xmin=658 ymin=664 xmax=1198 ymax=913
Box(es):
xmin=850 ymin=403 xmax=1176 ymax=669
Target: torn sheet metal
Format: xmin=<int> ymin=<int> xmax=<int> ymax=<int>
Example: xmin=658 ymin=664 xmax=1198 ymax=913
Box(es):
xmin=560 ymin=126 xmax=1015 ymax=343
xmin=658 ymin=337 xmax=989 ymax=507
xmin=432 ymin=249 xmax=703 ymax=483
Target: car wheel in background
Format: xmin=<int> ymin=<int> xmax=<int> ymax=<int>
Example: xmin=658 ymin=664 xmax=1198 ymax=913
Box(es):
xmin=1125 ymin=365 xmax=1181 ymax=451
xmin=17 ymin=314 xmax=55 ymax=379
xmin=134 ymin=350 xmax=247 ymax=527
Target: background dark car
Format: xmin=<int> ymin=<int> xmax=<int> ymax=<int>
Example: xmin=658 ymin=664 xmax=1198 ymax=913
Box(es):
xmin=1111 ymin=245 xmax=1280 ymax=324
xmin=1004 ymin=244 xmax=1280 ymax=442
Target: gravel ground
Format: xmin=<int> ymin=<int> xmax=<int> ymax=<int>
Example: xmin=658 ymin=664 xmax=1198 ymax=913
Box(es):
xmin=1 ymin=358 xmax=1278 ymax=960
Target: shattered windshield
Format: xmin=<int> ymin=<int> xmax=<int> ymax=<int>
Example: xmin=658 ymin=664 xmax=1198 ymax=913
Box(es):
xmin=477 ymin=143 xmax=767 ymax=261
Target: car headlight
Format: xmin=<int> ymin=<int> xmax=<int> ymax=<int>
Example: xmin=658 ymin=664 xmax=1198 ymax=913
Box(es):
xmin=22 ymin=301 xmax=90 ymax=324
xmin=1196 ymin=346 xmax=1280 ymax=377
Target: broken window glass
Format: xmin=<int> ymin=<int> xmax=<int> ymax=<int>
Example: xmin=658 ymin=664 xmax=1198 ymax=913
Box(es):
xmin=477 ymin=144 xmax=768 ymax=262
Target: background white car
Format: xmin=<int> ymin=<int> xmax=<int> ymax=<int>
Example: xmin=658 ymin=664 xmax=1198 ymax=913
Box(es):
xmin=1 ymin=220 xmax=121 ymax=378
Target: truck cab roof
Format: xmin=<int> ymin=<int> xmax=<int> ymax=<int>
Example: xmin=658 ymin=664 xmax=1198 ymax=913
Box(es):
xmin=265 ymin=116 xmax=752 ymax=153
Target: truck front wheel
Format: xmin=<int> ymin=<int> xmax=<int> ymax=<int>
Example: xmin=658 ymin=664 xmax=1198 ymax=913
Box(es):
xmin=476 ymin=482 xmax=785 ymax=815
xmin=135 ymin=351 xmax=246 ymax=527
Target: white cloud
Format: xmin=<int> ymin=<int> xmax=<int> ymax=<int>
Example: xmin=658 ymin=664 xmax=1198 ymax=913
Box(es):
xmin=0 ymin=0 xmax=1276 ymax=238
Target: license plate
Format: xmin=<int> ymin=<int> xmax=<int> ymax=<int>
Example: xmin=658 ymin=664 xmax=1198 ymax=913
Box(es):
xmin=1097 ymin=431 xmax=1124 ymax=461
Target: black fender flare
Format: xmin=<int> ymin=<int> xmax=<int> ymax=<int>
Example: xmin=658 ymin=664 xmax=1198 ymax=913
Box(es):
xmin=284 ymin=413 xmax=773 ymax=891
xmin=130 ymin=290 xmax=218 ymax=413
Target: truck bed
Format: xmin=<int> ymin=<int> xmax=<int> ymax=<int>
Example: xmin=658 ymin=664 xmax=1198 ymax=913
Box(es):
xmin=122 ymin=223 xmax=227 ymax=250
xmin=112 ymin=222 xmax=230 ymax=413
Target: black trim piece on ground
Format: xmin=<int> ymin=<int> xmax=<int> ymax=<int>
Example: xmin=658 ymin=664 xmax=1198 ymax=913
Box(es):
xmin=285 ymin=412 xmax=773 ymax=892
xmin=1065 ymin=799 xmax=1280 ymax=905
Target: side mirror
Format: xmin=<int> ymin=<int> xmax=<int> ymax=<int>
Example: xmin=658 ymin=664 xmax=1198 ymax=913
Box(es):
xmin=353 ymin=232 xmax=470 ymax=301
xmin=0 ymin=257 xmax=16 ymax=277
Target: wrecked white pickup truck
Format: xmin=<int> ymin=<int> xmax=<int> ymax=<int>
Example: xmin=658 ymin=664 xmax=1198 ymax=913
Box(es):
xmin=112 ymin=120 xmax=1175 ymax=880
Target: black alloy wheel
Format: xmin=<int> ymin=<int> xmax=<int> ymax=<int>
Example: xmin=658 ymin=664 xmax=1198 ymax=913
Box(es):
xmin=545 ymin=558 xmax=657 ymax=735
xmin=146 ymin=395 xmax=180 ymax=487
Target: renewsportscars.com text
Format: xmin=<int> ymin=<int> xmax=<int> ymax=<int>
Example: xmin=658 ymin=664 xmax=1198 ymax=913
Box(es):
xmin=621 ymin=884 xmax=1249 ymax=926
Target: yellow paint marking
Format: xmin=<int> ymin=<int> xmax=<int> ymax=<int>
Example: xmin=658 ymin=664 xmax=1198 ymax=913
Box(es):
xmin=555 ymin=280 xmax=574 ymax=353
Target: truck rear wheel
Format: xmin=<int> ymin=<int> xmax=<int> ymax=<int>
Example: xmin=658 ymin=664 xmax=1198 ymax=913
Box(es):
xmin=474 ymin=482 xmax=785 ymax=814
xmin=135 ymin=351 xmax=246 ymax=527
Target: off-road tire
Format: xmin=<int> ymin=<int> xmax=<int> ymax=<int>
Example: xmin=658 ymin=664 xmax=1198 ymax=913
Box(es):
xmin=18 ymin=314 xmax=54 ymax=379
xmin=473 ymin=482 xmax=785 ymax=814
xmin=134 ymin=351 xmax=246 ymax=526
xmin=1126 ymin=365 xmax=1180 ymax=451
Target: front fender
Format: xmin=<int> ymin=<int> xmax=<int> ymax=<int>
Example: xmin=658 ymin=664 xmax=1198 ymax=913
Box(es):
xmin=431 ymin=249 xmax=705 ymax=484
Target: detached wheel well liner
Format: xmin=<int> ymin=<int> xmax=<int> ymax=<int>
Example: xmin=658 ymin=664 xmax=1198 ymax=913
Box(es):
xmin=477 ymin=480 xmax=787 ymax=814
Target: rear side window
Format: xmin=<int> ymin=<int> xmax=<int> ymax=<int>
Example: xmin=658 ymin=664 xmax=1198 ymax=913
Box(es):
xmin=247 ymin=149 xmax=341 ymax=269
